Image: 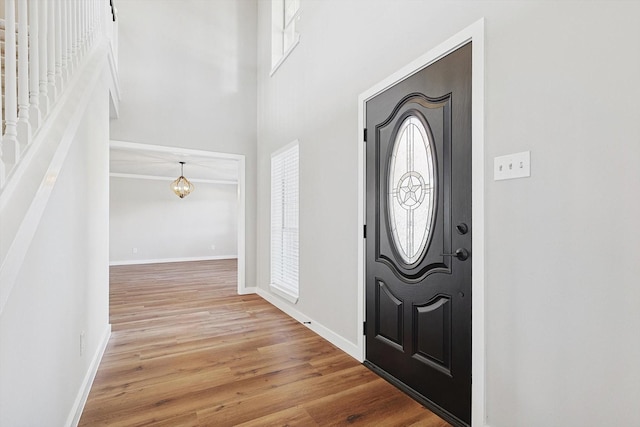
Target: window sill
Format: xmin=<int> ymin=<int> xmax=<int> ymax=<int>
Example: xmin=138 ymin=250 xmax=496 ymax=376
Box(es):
xmin=269 ymin=283 xmax=299 ymax=304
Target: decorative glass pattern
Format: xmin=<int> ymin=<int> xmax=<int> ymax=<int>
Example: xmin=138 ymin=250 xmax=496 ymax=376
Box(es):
xmin=388 ymin=115 xmax=436 ymax=264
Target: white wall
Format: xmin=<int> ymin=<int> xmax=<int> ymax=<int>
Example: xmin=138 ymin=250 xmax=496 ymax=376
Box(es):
xmin=256 ymin=1 xmax=640 ymax=426
xmin=110 ymin=177 xmax=238 ymax=264
xmin=110 ymin=0 xmax=257 ymax=284
xmin=0 ymin=76 xmax=110 ymax=426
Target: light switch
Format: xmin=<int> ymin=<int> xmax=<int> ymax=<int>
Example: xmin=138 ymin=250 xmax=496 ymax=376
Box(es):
xmin=494 ymin=151 xmax=530 ymax=181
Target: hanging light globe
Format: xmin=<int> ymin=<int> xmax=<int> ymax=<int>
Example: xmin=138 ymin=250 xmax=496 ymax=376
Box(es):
xmin=171 ymin=162 xmax=194 ymax=198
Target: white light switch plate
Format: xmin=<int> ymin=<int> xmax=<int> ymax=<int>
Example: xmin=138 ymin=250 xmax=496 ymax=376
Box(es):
xmin=494 ymin=151 xmax=530 ymax=181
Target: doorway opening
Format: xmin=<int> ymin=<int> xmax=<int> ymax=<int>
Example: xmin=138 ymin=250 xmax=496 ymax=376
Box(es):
xmin=108 ymin=140 xmax=247 ymax=294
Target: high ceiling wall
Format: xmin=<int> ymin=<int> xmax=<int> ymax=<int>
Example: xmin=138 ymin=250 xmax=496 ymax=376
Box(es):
xmin=110 ymin=0 xmax=258 ymax=284
xmin=255 ymin=1 xmax=640 ymax=426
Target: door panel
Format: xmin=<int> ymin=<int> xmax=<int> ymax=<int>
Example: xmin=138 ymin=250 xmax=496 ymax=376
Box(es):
xmin=414 ymin=295 xmax=452 ymax=374
xmin=365 ymin=43 xmax=472 ymax=427
xmin=376 ymin=280 xmax=403 ymax=348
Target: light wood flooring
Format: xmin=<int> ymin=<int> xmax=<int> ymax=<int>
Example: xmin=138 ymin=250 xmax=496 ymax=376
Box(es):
xmin=79 ymin=260 xmax=451 ymax=426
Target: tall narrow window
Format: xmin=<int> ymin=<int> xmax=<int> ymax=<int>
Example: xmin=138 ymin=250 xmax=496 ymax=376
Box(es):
xmin=271 ymin=0 xmax=300 ymax=74
xmin=271 ymin=142 xmax=299 ymax=303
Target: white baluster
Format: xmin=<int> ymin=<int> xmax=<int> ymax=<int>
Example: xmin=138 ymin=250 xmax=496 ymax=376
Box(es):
xmin=55 ymin=0 xmax=64 ymax=89
xmin=72 ymin=0 xmax=78 ymax=66
xmin=4 ymin=0 xmax=20 ymax=166
xmin=73 ymin=0 xmax=81 ymax=57
xmin=38 ymin=0 xmax=49 ymax=116
xmin=80 ymin=0 xmax=86 ymax=54
xmin=0 ymin=33 xmax=4 ymax=189
xmin=90 ymin=0 xmax=96 ymax=43
xmin=99 ymin=0 xmax=104 ymax=35
xmin=0 ymin=55 xmax=4 ymax=188
xmin=84 ymin=0 xmax=88 ymax=52
xmin=28 ymin=0 xmax=41 ymax=130
xmin=48 ymin=0 xmax=57 ymax=100
xmin=89 ymin=0 xmax=94 ymax=45
xmin=70 ymin=0 xmax=75 ymax=65
xmin=17 ymin=0 xmax=31 ymax=145
xmin=102 ymin=0 xmax=107 ymax=37
xmin=60 ymin=0 xmax=73 ymax=74
xmin=99 ymin=0 xmax=103 ymax=37
xmin=78 ymin=0 xmax=84 ymax=54
xmin=91 ymin=0 xmax=97 ymax=40
xmin=61 ymin=0 xmax=69 ymax=81
xmin=88 ymin=0 xmax=93 ymax=46
xmin=78 ymin=0 xmax=83 ymax=55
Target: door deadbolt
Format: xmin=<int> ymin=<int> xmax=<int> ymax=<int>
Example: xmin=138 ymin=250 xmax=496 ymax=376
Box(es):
xmin=456 ymin=223 xmax=469 ymax=235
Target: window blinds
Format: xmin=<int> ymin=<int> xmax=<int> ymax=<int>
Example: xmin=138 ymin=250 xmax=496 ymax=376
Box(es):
xmin=270 ymin=143 xmax=299 ymax=298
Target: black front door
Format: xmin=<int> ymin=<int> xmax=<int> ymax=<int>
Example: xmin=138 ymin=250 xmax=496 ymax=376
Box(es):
xmin=364 ymin=43 xmax=472 ymax=426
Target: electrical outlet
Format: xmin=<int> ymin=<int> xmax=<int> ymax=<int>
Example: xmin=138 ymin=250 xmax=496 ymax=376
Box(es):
xmin=132 ymin=247 xmax=138 ymax=254
xmin=210 ymin=244 xmax=216 ymax=250
xmin=494 ymin=151 xmax=531 ymax=181
xmin=80 ymin=331 xmax=85 ymax=356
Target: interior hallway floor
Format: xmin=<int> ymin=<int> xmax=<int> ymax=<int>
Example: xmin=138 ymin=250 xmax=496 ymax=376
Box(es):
xmin=79 ymin=259 xmax=451 ymax=426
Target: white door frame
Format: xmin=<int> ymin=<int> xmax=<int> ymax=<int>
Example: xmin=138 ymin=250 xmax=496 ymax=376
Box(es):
xmin=109 ymin=140 xmax=247 ymax=294
xmin=356 ymin=19 xmax=486 ymax=426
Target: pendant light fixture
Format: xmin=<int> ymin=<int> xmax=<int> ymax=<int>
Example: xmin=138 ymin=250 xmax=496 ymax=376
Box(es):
xmin=171 ymin=161 xmax=194 ymax=198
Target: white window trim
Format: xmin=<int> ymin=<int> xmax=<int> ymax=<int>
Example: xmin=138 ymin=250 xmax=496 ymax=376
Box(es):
xmin=270 ymin=140 xmax=300 ymax=304
xmin=270 ymin=37 xmax=300 ymax=77
xmin=270 ymin=0 xmax=300 ymax=76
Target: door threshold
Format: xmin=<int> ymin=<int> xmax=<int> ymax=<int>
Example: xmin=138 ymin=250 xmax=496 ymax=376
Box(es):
xmin=363 ymin=361 xmax=469 ymax=427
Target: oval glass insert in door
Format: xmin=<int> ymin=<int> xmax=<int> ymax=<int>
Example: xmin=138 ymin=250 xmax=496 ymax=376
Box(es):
xmin=388 ymin=115 xmax=436 ymax=265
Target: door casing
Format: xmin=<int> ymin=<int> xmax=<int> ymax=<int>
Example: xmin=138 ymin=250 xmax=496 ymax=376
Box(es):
xmin=357 ymin=18 xmax=485 ymax=427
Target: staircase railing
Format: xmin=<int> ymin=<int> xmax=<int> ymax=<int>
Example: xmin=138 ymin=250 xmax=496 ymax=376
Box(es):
xmin=0 ymin=0 xmax=113 ymax=190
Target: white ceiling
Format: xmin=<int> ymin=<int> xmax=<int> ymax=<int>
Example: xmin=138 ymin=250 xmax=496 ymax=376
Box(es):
xmin=110 ymin=144 xmax=239 ymax=184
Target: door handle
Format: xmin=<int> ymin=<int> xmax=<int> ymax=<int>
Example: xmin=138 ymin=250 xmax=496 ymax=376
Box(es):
xmin=456 ymin=223 xmax=469 ymax=235
xmin=441 ymin=248 xmax=469 ymax=261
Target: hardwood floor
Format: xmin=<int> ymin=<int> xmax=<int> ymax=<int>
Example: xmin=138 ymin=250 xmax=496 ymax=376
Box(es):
xmin=79 ymin=260 xmax=451 ymax=426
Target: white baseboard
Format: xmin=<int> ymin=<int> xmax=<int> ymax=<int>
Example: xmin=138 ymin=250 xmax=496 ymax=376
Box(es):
xmin=238 ymin=286 xmax=257 ymax=295
xmin=109 ymin=255 xmax=237 ymax=266
xmin=66 ymin=323 xmax=111 ymax=427
xmin=255 ymin=288 xmax=361 ymax=361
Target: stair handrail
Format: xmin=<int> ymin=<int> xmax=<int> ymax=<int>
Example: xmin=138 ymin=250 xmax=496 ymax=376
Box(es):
xmin=110 ymin=0 xmax=117 ymax=22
